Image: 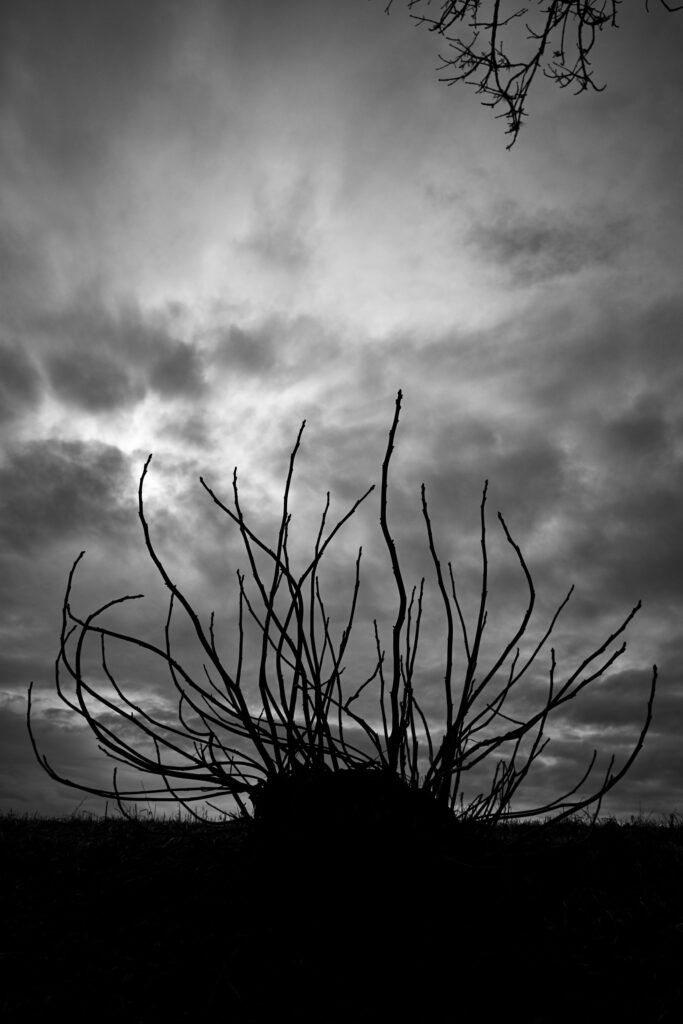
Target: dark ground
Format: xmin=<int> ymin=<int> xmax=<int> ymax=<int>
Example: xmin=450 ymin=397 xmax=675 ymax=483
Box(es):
xmin=2 ymin=812 xmax=683 ymax=1022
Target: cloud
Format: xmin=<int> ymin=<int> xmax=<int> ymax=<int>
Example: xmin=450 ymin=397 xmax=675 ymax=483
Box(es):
xmin=0 ymin=652 xmax=56 ymax=696
xmin=214 ymin=323 xmax=277 ymax=375
xmin=0 ymin=438 xmax=132 ymax=555
xmin=517 ymin=296 xmax=683 ymax=423
xmin=35 ymin=299 xmax=208 ymax=412
xmin=0 ymin=695 xmax=47 ymax=809
xmin=424 ymin=420 xmax=569 ymax=534
xmin=239 ymin=173 xmax=317 ymax=272
xmin=0 ymin=693 xmax=124 ymax=818
xmin=148 ymin=339 xmax=205 ymax=398
xmin=44 ymin=347 xmax=145 ymax=413
xmin=156 ymin=411 xmax=211 ymax=450
xmin=209 ymin=314 xmax=343 ymax=394
xmin=469 ymin=201 xmax=632 ymax=284
xmin=503 ymin=299 xmax=683 ymax=612
xmin=553 ymin=667 xmax=659 ymax=732
xmin=0 ymin=342 xmax=42 ymax=423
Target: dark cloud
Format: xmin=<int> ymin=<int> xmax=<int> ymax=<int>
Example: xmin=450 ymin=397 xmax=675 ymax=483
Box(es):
xmin=569 ymin=472 xmax=683 ymax=609
xmin=521 ymin=296 xmax=683 ymax=419
xmin=385 ymin=295 xmax=683 ymax=633
xmin=0 ymin=652 xmax=55 ymax=696
xmin=37 ymin=301 xmax=207 ymax=410
xmin=520 ymin=319 xmax=683 ymax=609
xmin=601 ymin=397 xmax=671 ymax=466
xmin=215 ymin=324 xmax=277 ymax=375
xmin=470 ymin=201 xmax=632 ymax=284
xmin=553 ymin=667 xmax=659 ymax=732
xmin=0 ymin=438 xmax=132 ymax=555
xmin=0 ymin=695 xmax=123 ymax=818
xmin=148 ymin=339 xmax=205 ymax=398
xmin=424 ymin=422 xmax=569 ymax=533
xmin=44 ymin=347 xmax=145 ymax=413
xmin=0 ymin=343 xmax=42 ymax=423
xmin=210 ymin=314 xmax=342 ymax=389
xmin=0 ymin=696 xmax=44 ymax=809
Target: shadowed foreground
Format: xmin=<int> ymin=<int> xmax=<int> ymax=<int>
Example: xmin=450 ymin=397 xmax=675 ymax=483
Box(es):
xmin=2 ymin=813 xmax=683 ymax=1022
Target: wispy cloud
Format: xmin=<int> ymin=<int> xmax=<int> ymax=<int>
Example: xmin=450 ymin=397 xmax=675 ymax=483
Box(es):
xmin=469 ymin=201 xmax=632 ymax=284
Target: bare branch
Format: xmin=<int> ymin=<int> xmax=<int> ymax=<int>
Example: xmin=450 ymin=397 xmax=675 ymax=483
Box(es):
xmin=381 ymin=2 xmax=681 ymax=146
xmin=28 ymin=389 xmax=658 ymax=833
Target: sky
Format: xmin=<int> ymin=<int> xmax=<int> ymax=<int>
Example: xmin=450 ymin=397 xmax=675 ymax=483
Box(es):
xmin=1 ymin=0 xmax=682 ymax=823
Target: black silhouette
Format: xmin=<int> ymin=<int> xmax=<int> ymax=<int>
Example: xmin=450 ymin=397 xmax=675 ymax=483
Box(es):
xmin=27 ymin=391 xmax=657 ymax=837
xmin=382 ymin=1 xmax=683 ymax=147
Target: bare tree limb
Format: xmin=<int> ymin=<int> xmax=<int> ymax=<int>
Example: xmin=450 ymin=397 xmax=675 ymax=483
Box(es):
xmin=381 ymin=1 xmax=681 ymax=146
xmin=28 ymin=390 xmax=658 ymax=833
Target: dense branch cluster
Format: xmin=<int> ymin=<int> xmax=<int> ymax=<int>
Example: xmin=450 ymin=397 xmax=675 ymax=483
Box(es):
xmin=28 ymin=392 xmax=657 ymax=829
xmin=383 ymin=1 xmax=682 ymax=146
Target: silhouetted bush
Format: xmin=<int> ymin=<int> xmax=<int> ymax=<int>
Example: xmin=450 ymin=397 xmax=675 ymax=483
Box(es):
xmin=28 ymin=391 xmax=657 ymax=839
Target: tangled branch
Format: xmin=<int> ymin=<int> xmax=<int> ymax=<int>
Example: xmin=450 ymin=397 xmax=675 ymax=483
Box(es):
xmin=28 ymin=391 xmax=657 ymax=829
xmin=383 ymin=1 xmax=681 ymax=146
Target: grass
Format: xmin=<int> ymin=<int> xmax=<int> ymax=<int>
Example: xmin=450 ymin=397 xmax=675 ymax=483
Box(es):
xmin=2 ymin=808 xmax=683 ymax=1022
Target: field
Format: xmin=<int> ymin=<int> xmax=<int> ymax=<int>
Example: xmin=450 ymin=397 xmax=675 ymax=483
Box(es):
xmin=2 ymin=810 xmax=683 ymax=1022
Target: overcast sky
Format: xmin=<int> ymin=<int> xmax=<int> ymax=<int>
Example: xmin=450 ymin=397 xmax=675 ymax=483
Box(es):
xmin=1 ymin=0 xmax=682 ymax=823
